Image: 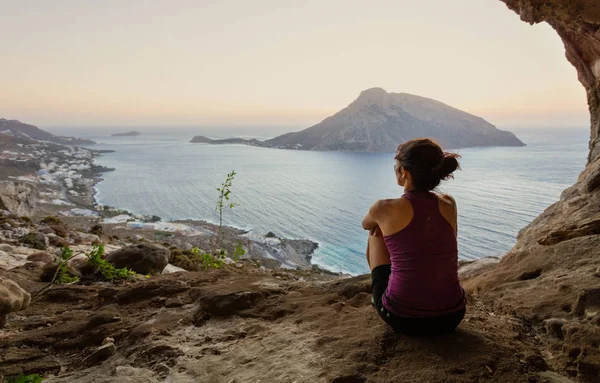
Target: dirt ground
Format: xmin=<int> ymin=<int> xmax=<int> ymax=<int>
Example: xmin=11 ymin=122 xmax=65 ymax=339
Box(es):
xmin=1 ymin=261 xmax=558 ymax=383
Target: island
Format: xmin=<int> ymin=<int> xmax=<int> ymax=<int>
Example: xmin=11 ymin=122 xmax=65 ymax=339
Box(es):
xmin=111 ymin=131 xmax=141 ymax=137
xmin=191 ymin=88 xmax=525 ymax=151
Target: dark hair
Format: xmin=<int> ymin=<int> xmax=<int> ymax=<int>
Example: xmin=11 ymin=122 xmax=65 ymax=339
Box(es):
xmin=395 ymin=138 xmax=461 ymax=191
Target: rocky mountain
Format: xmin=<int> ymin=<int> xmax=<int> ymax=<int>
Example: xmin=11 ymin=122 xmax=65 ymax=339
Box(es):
xmin=111 ymin=131 xmax=141 ymax=137
xmin=191 ymin=88 xmax=524 ymax=151
xmin=0 ymin=119 xmax=96 ymax=146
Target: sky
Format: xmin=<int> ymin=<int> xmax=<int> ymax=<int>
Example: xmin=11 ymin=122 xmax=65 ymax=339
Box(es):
xmin=0 ymin=0 xmax=590 ymax=132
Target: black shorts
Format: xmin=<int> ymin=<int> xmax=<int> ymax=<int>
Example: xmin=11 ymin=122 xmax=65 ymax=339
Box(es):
xmin=371 ymin=264 xmax=466 ymax=336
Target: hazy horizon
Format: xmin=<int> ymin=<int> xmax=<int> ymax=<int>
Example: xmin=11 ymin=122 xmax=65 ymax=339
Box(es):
xmin=1 ymin=0 xmax=590 ymax=129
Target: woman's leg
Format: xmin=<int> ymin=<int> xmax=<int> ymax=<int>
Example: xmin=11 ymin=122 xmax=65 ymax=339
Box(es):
xmin=367 ymin=228 xmax=391 ymax=271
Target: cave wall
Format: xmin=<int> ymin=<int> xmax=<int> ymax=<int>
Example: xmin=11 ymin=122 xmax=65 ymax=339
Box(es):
xmin=465 ymin=2 xmax=600 ymax=379
xmin=493 ymin=0 xmax=600 ymax=249
xmin=502 ymin=0 xmax=600 ymax=163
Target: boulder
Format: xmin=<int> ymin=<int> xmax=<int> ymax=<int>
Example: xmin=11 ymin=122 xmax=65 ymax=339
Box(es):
xmin=162 ymin=263 xmax=187 ymax=274
xmin=0 ymin=249 xmax=29 ymax=269
xmin=47 ymin=233 xmax=69 ymax=248
xmin=71 ymin=232 xmax=100 ymax=245
xmin=40 ymin=262 xmax=81 ymax=283
xmin=20 ymin=232 xmax=49 ymax=250
xmin=27 ymin=252 xmax=54 ymax=264
xmin=49 ymin=224 xmax=69 ymax=238
xmin=0 ymin=277 xmax=31 ymax=327
xmin=0 ymin=181 xmax=37 ymax=216
xmin=85 ymin=342 xmax=116 ymax=365
xmin=105 ymin=243 xmax=170 ymax=275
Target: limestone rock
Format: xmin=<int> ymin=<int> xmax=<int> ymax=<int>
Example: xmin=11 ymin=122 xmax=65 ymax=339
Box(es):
xmin=105 ymin=243 xmax=170 ymax=275
xmin=47 ymin=233 xmax=69 ymax=248
xmin=0 ymin=245 xmax=41 ymax=269
xmin=0 ymin=181 xmax=37 ymax=216
xmin=27 ymin=252 xmax=54 ymax=264
xmin=0 ymin=277 xmax=31 ymax=327
xmin=116 ymin=279 xmax=190 ymax=303
xmin=71 ymin=232 xmax=100 ymax=245
xmin=162 ymin=263 xmax=187 ymax=274
xmin=458 ymin=256 xmax=500 ymax=280
xmin=87 ymin=311 xmax=121 ymax=327
xmin=85 ymin=342 xmax=116 ymax=365
xmin=462 ymin=2 xmax=600 ymax=381
xmin=198 ymin=290 xmax=264 ymax=316
xmin=20 ymin=232 xmax=49 ymax=250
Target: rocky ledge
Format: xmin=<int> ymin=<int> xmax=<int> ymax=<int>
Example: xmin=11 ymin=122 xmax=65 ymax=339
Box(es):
xmin=0 ymin=212 xmax=590 ymax=383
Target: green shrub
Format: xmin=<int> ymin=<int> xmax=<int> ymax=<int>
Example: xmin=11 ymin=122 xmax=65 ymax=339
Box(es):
xmin=85 ymin=244 xmax=136 ymax=281
xmin=214 ymin=170 xmax=237 ymax=253
xmin=40 ymin=216 xmax=63 ymax=226
xmin=56 ymin=246 xmax=79 ymax=284
xmin=6 ymin=373 xmax=44 ymax=383
xmin=21 ymin=233 xmax=48 ymax=250
xmin=233 ymin=242 xmax=246 ymax=261
xmin=20 ymin=216 xmax=33 ymax=224
xmin=190 ymin=247 xmax=225 ymax=270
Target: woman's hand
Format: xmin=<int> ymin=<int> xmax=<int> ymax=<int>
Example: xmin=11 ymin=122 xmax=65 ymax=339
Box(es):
xmin=362 ymin=199 xmax=384 ymax=231
xmin=369 ymin=226 xmax=382 ymax=236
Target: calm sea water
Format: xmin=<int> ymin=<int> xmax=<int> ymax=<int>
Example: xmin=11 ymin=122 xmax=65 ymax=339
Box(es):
xmin=54 ymin=128 xmax=588 ymax=275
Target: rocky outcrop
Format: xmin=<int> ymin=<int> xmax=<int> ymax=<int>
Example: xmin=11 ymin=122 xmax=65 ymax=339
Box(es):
xmin=0 ymin=181 xmax=37 ymax=216
xmin=105 ymin=244 xmax=170 ymax=275
xmin=463 ymin=2 xmax=600 ymax=381
xmin=191 ymin=88 xmax=524 ymax=152
xmin=20 ymin=232 xmax=49 ymax=251
xmin=0 ymin=266 xmax=557 ymax=382
xmin=0 ymin=277 xmax=30 ymax=327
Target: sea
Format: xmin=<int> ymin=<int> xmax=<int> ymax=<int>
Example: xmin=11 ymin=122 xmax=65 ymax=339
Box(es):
xmin=49 ymin=127 xmax=589 ymax=275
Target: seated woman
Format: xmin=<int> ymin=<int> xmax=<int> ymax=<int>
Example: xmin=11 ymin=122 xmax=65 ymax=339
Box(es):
xmin=362 ymin=138 xmax=466 ymax=336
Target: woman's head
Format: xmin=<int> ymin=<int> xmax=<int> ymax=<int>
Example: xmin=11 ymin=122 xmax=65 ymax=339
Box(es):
xmin=394 ymin=138 xmax=461 ymax=191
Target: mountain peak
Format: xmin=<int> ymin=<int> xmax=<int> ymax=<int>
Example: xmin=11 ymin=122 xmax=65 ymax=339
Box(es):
xmin=358 ymin=87 xmax=388 ymax=97
xmin=354 ymin=88 xmax=388 ymax=106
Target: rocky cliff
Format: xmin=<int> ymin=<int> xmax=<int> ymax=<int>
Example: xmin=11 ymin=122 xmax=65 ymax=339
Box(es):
xmin=465 ymin=1 xmax=600 ymax=381
xmin=0 ymin=181 xmax=37 ymax=217
xmin=191 ymin=88 xmax=524 ymax=152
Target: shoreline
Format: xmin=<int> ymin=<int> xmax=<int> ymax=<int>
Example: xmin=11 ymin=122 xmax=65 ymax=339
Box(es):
xmin=20 ymin=141 xmax=327 ymax=272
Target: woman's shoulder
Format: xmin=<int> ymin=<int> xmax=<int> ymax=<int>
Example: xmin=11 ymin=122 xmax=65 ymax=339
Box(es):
xmin=372 ymin=197 xmax=411 ymax=214
xmin=438 ymin=193 xmax=457 ymax=207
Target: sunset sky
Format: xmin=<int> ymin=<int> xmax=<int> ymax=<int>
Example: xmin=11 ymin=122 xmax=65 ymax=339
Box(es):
xmin=1 ymin=0 xmax=589 ymax=131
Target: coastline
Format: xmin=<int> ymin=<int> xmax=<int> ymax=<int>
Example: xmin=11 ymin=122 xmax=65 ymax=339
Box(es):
xmin=15 ymin=141 xmax=325 ymax=272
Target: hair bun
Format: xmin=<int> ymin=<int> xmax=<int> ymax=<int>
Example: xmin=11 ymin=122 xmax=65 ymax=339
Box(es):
xmin=436 ymin=153 xmax=460 ymax=180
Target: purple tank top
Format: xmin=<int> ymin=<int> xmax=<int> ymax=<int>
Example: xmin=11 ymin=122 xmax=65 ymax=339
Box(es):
xmin=382 ymin=191 xmax=465 ymax=317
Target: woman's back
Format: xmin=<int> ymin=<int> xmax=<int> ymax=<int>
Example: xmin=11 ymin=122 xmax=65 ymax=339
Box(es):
xmin=382 ymin=191 xmax=465 ymax=317
xmin=363 ymin=138 xmax=466 ymax=335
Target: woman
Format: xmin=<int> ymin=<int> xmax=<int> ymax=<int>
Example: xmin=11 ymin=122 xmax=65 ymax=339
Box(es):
xmin=362 ymin=138 xmax=466 ymax=336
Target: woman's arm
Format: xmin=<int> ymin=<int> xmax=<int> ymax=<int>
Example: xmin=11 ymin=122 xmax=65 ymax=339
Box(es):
xmin=440 ymin=194 xmax=458 ymax=232
xmin=362 ymin=200 xmax=384 ymax=231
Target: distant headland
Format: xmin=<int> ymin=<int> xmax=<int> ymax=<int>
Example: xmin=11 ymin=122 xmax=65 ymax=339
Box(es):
xmin=0 ymin=118 xmax=96 ymax=146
